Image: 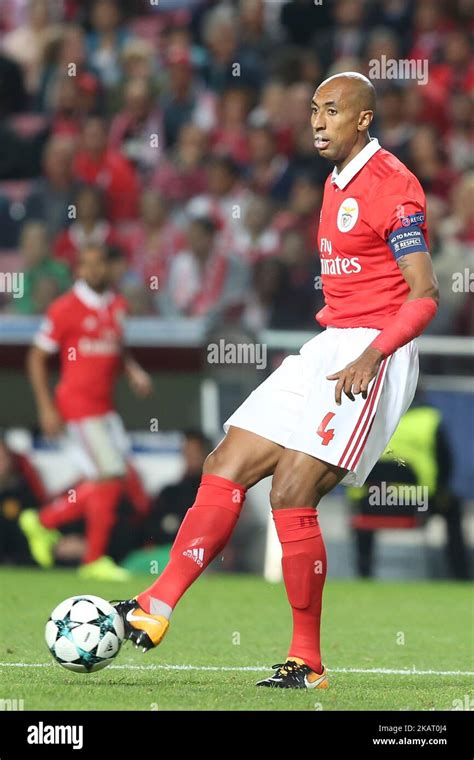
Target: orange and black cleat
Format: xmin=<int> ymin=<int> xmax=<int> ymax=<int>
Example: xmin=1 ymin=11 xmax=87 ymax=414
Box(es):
xmin=112 ymin=598 xmax=169 ymax=652
xmin=256 ymin=658 xmax=329 ymax=689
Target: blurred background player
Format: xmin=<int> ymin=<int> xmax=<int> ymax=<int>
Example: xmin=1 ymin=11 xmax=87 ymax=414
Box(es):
xmin=21 ymin=243 xmax=153 ymax=581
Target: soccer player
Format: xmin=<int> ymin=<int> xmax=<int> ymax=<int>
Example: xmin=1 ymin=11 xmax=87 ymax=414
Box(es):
xmin=114 ymin=73 xmax=439 ymax=687
xmin=21 ymin=243 xmax=153 ymax=581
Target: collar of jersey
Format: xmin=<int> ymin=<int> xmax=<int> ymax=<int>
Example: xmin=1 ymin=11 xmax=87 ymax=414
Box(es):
xmin=331 ymin=137 xmax=381 ymax=190
xmin=74 ymin=279 xmax=114 ymax=310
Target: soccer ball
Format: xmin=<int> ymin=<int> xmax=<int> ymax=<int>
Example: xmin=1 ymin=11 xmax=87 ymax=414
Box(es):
xmin=45 ymin=595 xmax=124 ymax=673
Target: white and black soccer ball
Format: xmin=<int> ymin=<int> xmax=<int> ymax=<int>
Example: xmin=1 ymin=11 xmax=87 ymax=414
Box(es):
xmin=45 ymin=595 xmax=124 ymax=673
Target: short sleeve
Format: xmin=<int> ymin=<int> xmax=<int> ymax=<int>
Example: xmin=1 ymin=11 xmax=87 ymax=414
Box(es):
xmin=33 ymin=302 xmax=65 ymax=353
xmin=367 ymin=174 xmax=429 ymax=260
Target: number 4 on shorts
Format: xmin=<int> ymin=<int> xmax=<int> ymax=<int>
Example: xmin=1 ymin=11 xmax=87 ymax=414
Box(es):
xmin=317 ymin=412 xmax=335 ymax=446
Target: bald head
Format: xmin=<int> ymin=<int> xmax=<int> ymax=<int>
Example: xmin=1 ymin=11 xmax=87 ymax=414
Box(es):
xmin=317 ymin=72 xmax=376 ymax=114
xmin=311 ymin=71 xmax=376 ymax=170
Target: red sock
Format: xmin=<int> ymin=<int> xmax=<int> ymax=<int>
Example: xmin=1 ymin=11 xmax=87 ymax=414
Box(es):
xmin=83 ymin=478 xmax=123 ymax=564
xmin=137 ymin=474 xmax=246 ymax=613
xmin=40 ymin=481 xmax=97 ymax=529
xmin=273 ymin=507 xmax=327 ymax=674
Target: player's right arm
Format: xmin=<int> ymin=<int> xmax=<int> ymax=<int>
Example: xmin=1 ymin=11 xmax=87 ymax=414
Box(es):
xmin=27 ymin=308 xmax=65 ymax=437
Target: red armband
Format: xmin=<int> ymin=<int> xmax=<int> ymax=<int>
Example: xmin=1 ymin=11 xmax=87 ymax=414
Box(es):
xmin=370 ymin=298 xmax=438 ymax=357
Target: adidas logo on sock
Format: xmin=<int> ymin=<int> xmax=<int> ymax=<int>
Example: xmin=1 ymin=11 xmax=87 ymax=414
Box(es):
xmin=182 ymin=548 xmax=204 ymax=567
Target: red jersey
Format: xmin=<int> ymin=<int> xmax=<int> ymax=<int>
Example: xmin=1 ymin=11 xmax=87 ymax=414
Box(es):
xmin=34 ymin=281 xmax=127 ymax=421
xmin=316 ymin=139 xmax=429 ymax=329
xmin=73 ymin=149 xmax=140 ymax=221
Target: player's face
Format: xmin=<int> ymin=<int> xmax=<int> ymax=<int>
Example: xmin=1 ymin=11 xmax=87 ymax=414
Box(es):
xmin=311 ymin=83 xmax=368 ymax=167
xmin=77 ymin=248 xmax=110 ymax=292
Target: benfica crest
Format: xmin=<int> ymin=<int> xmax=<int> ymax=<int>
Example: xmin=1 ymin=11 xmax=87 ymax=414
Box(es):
xmin=337 ymin=198 xmax=359 ymax=232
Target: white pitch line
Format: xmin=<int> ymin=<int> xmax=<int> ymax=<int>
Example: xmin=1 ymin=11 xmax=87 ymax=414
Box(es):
xmin=0 ymin=662 xmax=473 ymax=676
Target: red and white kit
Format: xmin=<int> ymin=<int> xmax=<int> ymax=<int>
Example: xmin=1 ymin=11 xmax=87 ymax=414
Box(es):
xmin=225 ymin=139 xmax=427 ymax=486
xmin=34 ymin=280 xmax=130 ymax=480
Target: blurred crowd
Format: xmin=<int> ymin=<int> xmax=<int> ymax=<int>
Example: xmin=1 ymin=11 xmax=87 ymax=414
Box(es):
xmin=0 ymin=0 xmax=472 ymax=334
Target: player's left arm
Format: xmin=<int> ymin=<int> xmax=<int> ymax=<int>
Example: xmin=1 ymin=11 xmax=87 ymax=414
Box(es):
xmin=123 ymin=351 xmax=153 ymax=398
xmin=327 ymin=251 xmax=439 ymax=405
xmin=118 ymin=295 xmax=153 ymax=398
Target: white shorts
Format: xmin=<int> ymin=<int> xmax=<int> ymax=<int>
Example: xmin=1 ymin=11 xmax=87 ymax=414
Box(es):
xmin=64 ymin=412 xmax=130 ymax=480
xmin=224 ymin=328 xmax=419 ymax=487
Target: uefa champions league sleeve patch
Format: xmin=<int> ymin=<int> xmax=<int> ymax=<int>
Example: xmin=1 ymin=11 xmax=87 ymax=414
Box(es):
xmin=400 ymin=213 xmax=425 ymax=227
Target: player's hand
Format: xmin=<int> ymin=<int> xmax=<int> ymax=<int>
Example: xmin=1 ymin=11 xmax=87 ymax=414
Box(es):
xmin=128 ymin=367 xmax=153 ymax=398
xmin=326 ymin=347 xmax=384 ymax=406
xmin=39 ymin=404 xmax=64 ymax=437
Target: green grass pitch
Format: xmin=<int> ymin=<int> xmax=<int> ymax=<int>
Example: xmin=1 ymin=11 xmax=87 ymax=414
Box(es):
xmin=0 ymin=568 xmax=472 ymax=711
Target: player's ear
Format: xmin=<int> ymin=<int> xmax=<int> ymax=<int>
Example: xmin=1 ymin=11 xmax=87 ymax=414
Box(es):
xmin=358 ymin=110 xmax=374 ymax=131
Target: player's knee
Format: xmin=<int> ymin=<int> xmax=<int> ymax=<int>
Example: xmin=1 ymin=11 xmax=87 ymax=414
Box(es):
xmin=270 ymin=483 xmax=291 ymax=510
xmin=270 ymin=473 xmax=328 ymax=509
xmin=203 ymin=449 xmax=220 ymax=474
xmin=270 ymin=480 xmax=308 ymax=509
xmin=203 ymin=448 xmax=235 ymax=480
xmin=203 ymin=447 xmax=256 ymax=488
